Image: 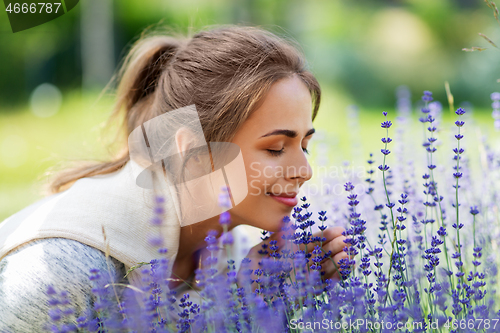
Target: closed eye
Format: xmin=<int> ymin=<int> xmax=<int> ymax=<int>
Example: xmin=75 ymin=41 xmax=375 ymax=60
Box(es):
xmin=267 ymin=147 xmax=309 ymax=156
xmin=267 ymin=148 xmax=284 ymax=156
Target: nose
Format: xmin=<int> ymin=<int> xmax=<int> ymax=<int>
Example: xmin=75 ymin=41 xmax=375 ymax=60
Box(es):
xmin=285 ymin=147 xmax=313 ymax=185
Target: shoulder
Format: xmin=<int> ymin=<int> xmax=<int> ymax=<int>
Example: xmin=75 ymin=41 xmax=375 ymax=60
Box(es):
xmin=0 ymin=238 xmax=127 ymax=331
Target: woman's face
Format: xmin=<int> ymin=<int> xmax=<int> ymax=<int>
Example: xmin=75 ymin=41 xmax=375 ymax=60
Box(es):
xmin=229 ymin=74 xmax=315 ymax=232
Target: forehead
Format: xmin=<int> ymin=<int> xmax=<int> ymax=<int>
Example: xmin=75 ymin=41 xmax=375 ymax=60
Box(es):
xmin=245 ymin=75 xmax=313 ymax=132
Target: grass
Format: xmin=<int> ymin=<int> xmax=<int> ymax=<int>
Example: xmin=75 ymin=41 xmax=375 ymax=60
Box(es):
xmin=0 ymin=90 xmax=119 ymax=222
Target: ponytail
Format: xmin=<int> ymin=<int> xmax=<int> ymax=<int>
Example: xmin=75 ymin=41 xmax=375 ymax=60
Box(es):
xmin=114 ymin=34 xmax=184 ymax=121
xmin=46 ymin=31 xmax=186 ymax=194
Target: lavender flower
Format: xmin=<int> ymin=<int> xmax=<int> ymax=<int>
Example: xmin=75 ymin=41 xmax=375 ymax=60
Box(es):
xmin=37 ymin=89 xmax=500 ymax=333
xmin=491 ymin=92 xmax=500 ymax=130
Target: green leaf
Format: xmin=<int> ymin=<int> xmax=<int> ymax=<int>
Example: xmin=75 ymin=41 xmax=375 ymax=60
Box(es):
xmin=479 ymin=33 xmax=498 ymax=48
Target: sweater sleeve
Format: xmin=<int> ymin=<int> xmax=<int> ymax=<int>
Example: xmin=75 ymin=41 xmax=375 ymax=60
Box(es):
xmin=0 ymin=238 xmax=127 ymax=332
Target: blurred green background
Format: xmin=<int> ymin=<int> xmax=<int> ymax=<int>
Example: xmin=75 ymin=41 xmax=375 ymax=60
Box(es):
xmin=1 ymin=0 xmax=500 ymax=221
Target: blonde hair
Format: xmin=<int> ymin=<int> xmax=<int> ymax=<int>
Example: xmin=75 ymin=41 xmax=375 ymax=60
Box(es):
xmin=47 ymin=25 xmax=321 ymax=194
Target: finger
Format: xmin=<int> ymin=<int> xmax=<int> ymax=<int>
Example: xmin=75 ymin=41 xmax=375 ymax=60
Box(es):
xmin=321 ymin=250 xmax=346 ymax=272
xmin=287 ymin=226 xmax=346 ymax=253
xmin=317 ymin=265 xmax=343 ymax=281
xmin=332 ymin=251 xmax=350 ymax=267
xmin=320 ymin=226 xmax=345 ymax=242
xmin=317 ymin=257 xmax=336 ymax=279
xmin=316 ymin=251 xmax=350 ymax=280
xmin=320 ymin=236 xmax=349 ymax=263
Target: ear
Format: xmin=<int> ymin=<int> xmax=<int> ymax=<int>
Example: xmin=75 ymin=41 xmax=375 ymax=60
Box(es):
xmin=175 ymin=127 xmax=197 ymax=159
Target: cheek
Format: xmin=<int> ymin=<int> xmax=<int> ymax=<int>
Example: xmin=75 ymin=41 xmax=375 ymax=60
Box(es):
xmin=231 ymin=157 xmax=293 ymax=231
xmin=245 ymin=156 xmax=282 ymax=194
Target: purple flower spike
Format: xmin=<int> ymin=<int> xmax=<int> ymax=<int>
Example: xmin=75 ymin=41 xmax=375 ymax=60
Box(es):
xmin=381 ymin=120 xmax=392 ymax=128
xmin=422 ymin=91 xmax=433 ymax=102
xmin=219 ymin=211 xmax=231 ymax=226
xmin=47 ymin=285 xmax=57 ymax=295
xmin=148 ymin=235 xmax=164 ymax=247
xmin=381 ymin=149 xmax=391 ymax=155
xmin=221 ymin=232 xmax=234 ymax=245
xmin=469 ymin=206 xmax=479 ymax=215
xmin=378 ymin=165 xmax=390 ymax=171
xmin=218 ymin=186 xmax=232 ymax=208
xmin=344 ymin=182 xmax=355 ymax=192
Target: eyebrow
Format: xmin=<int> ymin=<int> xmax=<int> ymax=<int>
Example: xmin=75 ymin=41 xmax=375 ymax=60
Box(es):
xmin=260 ymin=128 xmax=315 ymax=138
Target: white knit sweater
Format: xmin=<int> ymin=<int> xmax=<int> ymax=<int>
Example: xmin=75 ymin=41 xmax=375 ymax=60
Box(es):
xmin=0 ymin=159 xmax=222 ymax=331
xmin=0 ymin=159 xmax=180 ymax=275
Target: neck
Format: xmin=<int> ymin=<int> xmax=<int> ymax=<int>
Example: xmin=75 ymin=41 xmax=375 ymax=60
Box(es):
xmin=169 ymin=211 xmax=241 ymax=289
xmin=177 ymin=212 xmax=240 ymax=260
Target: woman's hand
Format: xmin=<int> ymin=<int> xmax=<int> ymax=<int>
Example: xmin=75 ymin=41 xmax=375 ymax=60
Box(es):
xmin=237 ymin=226 xmax=350 ymax=289
xmin=308 ymin=226 xmax=351 ymax=280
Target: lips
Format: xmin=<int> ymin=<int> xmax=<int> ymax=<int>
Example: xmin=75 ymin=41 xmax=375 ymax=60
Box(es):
xmin=267 ymin=192 xmax=298 ymax=207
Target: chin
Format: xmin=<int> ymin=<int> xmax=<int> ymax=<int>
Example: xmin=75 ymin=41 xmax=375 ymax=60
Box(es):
xmin=263 ymin=209 xmax=293 ymax=233
xmin=234 ymin=196 xmax=296 ymax=232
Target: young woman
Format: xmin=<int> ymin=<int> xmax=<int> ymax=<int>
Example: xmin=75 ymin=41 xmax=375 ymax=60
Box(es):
xmin=0 ymin=25 xmax=348 ymax=330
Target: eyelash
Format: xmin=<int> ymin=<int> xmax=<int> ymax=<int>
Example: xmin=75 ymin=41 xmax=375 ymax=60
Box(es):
xmin=267 ymin=147 xmax=309 ymax=156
